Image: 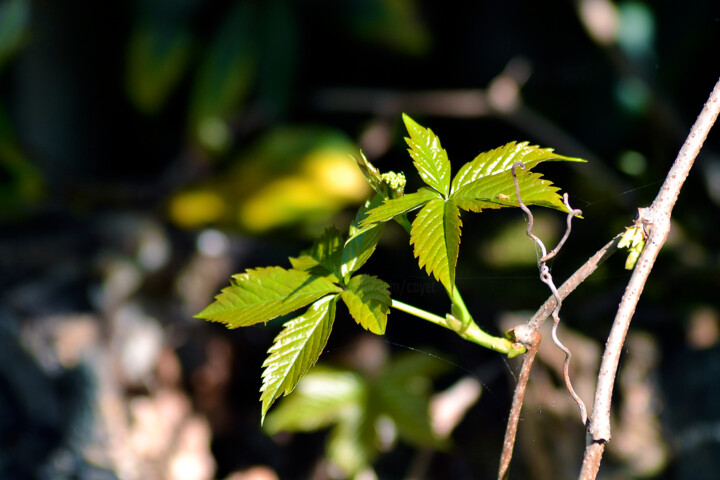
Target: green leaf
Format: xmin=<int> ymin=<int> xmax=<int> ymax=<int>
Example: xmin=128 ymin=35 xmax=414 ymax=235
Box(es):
xmin=341 ymin=275 xmax=391 ymax=335
xmin=126 ymin=23 xmax=192 ymax=114
xmin=307 ymin=226 xmax=345 ymax=277
xmin=376 ymin=351 xmax=449 ymax=448
xmin=341 ymin=195 xmax=385 ymax=279
xmin=326 ymin=406 xmax=376 ymax=477
xmin=451 ymin=141 xmax=584 ymax=194
xmin=453 ymin=169 xmax=568 ymax=213
xmin=256 ymin=0 xmax=298 ymax=117
xmin=261 ymin=295 xmax=338 ymax=421
xmin=189 ymin=2 xmax=258 ymax=150
xmin=354 ymin=151 xmax=386 ymax=196
xmin=402 ymin=114 xmax=451 ymax=196
xmin=361 ymin=187 xmax=439 ymax=227
xmin=410 ymin=198 xmax=462 ymax=293
xmin=0 ymin=0 xmax=30 ymax=73
xmin=263 ymin=366 xmax=364 ymax=433
xmin=195 ymin=267 xmax=341 ymax=327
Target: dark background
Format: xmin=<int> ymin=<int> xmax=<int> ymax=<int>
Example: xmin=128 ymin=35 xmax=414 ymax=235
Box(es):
xmin=1 ymin=1 xmax=719 ymax=479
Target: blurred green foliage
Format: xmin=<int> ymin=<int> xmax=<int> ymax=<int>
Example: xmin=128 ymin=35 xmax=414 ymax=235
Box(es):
xmin=264 ymin=352 xmax=449 ymax=477
xmin=169 ymin=126 xmax=370 ymax=232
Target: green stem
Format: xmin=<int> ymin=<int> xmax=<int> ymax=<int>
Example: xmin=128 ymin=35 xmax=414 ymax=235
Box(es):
xmin=391 ymin=299 xmax=525 ymax=358
xmin=391 ymin=299 xmax=447 ymax=327
xmin=447 ymin=285 xmax=472 ymax=325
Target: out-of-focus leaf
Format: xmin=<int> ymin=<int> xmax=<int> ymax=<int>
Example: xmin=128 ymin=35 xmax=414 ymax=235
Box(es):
xmin=0 ymin=103 xmax=43 ymax=213
xmin=260 ymin=350 xmax=448 ymax=475
xmin=343 ymin=0 xmax=431 ymax=55
xmin=376 ymin=351 xmax=449 ymax=448
xmin=402 ymin=114 xmax=451 ymax=197
xmin=261 ymin=295 xmax=338 ymax=421
xmin=169 ymin=127 xmax=370 ymax=232
xmin=195 ymin=266 xmax=341 ymax=328
xmin=481 ymin=213 xmax=559 ymax=268
xmin=189 ymin=1 xmax=258 ymax=151
xmin=341 ymin=274 xmax=391 ymax=334
xmin=126 ymin=23 xmax=192 ymax=113
xmin=410 ymin=198 xmax=462 ymax=293
xmin=256 ymin=0 xmax=297 ymax=117
xmin=0 ymin=0 xmax=30 ymax=73
xmin=325 ymin=405 xmax=377 ymax=477
xmin=264 ymin=366 xmax=364 ymax=433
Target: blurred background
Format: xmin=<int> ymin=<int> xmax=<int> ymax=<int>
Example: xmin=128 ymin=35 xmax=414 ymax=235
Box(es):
xmin=1 ymin=0 xmax=719 ymax=479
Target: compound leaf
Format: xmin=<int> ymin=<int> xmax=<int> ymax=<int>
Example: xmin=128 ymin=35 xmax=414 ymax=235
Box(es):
xmin=361 ymin=187 xmax=439 ymax=227
xmin=341 ymin=275 xmax=391 ymax=335
xmin=403 ymin=113 xmax=451 ymax=196
xmin=410 ymin=197 xmax=462 ymax=293
xmin=261 ymin=295 xmax=338 ymax=421
xmin=450 ymin=141 xmax=584 ymax=194
xmin=195 ymin=267 xmax=341 ymax=327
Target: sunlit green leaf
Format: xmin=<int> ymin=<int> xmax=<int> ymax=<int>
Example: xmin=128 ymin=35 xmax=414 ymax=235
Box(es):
xmin=453 ymin=169 xmax=568 ymax=213
xmin=354 ymin=151 xmax=386 ymax=195
xmin=195 ymin=267 xmax=341 ymax=327
xmin=361 ymin=187 xmax=439 ymax=227
xmin=341 ymin=194 xmax=385 ymax=280
xmin=307 ymin=226 xmax=344 ymax=277
xmin=451 ymin=141 xmax=584 ymax=194
xmin=261 ymin=295 xmax=338 ymax=421
xmin=402 ymin=114 xmax=451 ymax=196
xmin=341 ymin=275 xmax=391 ymax=335
xmin=410 ymin=198 xmax=462 ymax=293
xmin=264 ymin=366 xmax=364 ymax=433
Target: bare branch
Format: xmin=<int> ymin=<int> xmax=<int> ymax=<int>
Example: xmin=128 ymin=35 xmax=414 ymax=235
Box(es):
xmin=580 ymin=77 xmax=720 ymax=479
xmin=498 ymin=331 xmax=541 ymax=480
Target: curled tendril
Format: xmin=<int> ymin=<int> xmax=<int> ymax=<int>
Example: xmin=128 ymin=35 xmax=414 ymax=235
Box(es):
xmin=511 ymin=161 xmax=588 ymax=426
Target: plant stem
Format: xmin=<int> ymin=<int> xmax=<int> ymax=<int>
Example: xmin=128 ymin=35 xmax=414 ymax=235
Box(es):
xmin=580 ymin=76 xmax=720 ymax=479
xmin=390 ymin=299 xmax=525 ymax=357
xmin=391 ymin=299 xmax=447 ymax=326
xmin=448 ymin=285 xmax=472 ymax=324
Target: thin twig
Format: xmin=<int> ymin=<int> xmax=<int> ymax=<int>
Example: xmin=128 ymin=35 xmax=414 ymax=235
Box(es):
xmin=579 ymin=77 xmax=720 ymax=480
xmin=498 ymin=330 xmax=541 ymax=480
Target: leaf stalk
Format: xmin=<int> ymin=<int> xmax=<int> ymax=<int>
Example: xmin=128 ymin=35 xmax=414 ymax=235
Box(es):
xmin=390 ymin=299 xmax=525 ymax=357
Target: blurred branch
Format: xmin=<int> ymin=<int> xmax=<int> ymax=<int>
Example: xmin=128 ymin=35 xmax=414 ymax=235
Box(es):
xmin=314 ymin=65 xmax=630 ymax=197
xmin=580 ymin=76 xmax=720 ymax=480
